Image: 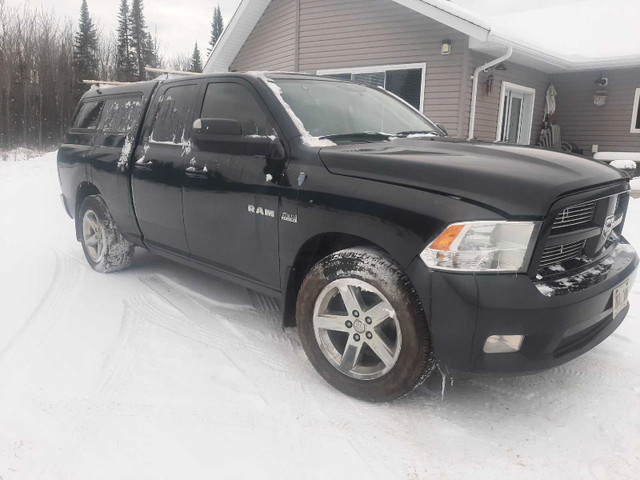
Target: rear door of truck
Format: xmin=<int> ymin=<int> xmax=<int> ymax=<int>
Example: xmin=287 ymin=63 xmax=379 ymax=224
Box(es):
xmin=131 ymin=80 xmax=200 ymax=256
xmin=85 ymin=81 xmax=158 ymax=245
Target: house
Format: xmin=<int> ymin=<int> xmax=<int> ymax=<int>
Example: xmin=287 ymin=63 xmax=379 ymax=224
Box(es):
xmin=203 ymin=0 xmax=640 ymax=154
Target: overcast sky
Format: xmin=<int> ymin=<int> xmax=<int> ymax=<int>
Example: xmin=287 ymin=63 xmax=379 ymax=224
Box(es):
xmin=18 ymin=0 xmax=243 ymax=58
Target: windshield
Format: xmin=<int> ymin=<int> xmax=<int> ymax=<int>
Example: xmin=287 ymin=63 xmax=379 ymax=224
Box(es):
xmin=272 ymin=78 xmax=439 ymax=141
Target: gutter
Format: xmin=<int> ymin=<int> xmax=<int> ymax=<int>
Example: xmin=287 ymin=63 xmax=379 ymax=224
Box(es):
xmin=467 ymin=45 xmax=513 ymax=141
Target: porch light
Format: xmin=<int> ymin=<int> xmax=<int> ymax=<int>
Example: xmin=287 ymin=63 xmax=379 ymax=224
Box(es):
xmin=441 ymin=40 xmax=451 ymax=55
xmin=593 ymin=75 xmax=608 ymax=107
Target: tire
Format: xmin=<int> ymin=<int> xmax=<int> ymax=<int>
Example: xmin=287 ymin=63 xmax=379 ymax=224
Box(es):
xmin=78 ymin=195 xmax=135 ymax=273
xmin=296 ymin=247 xmax=434 ymax=402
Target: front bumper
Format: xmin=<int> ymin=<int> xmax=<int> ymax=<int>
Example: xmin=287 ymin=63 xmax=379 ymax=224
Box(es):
xmin=406 ymin=239 xmax=638 ymax=374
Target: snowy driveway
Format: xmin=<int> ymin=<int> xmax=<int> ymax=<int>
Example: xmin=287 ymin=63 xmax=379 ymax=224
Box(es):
xmin=1 ymin=152 xmax=639 ymax=479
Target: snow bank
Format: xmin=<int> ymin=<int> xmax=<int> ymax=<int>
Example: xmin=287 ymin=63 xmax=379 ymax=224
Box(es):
xmin=0 ymin=147 xmax=43 ymax=162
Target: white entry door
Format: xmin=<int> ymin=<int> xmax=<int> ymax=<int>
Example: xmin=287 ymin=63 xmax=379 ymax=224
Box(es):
xmin=497 ymin=82 xmax=535 ymax=145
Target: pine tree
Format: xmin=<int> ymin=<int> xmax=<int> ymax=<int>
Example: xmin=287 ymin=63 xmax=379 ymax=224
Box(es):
xmin=129 ymin=0 xmax=155 ymax=80
xmin=115 ymin=0 xmax=135 ymax=82
xmin=190 ymin=42 xmax=203 ymax=73
xmin=73 ymin=0 xmax=98 ymax=82
xmin=149 ymin=28 xmax=160 ymax=70
xmin=207 ymin=5 xmax=224 ymax=56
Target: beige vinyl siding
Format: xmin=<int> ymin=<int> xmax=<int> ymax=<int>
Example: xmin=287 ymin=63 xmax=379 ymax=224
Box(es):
xmin=462 ymin=52 xmax=550 ymax=144
xmin=230 ymin=0 xmax=297 ymax=72
xmin=229 ymin=0 xmax=468 ymax=136
xmin=550 ymin=67 xmax=640 ymax=153
xmin=298 ymin=0 xmax=468 ymax=137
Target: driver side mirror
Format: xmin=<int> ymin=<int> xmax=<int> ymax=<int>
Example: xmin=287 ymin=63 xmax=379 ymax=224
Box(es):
xmin=193 ymin=118 xmax=242 ymax=136
xmin=192 ymin=117 xmax=285 ymax=160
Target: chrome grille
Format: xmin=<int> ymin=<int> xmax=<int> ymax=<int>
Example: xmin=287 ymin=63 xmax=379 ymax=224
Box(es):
xmin=551 ymin=201 xmax=596 ymax=230
xmin=539 ymin=240 xmax=586 ymax=268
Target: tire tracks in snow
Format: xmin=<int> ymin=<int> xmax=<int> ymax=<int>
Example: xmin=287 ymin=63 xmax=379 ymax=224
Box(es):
xmin=0 ymin=252 xmax=84 ymax=379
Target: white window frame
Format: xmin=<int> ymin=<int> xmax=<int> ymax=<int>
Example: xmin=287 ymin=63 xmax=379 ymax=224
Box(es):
xmin=315 ymin=63 xmax=427 ymax=112
xmin=631 ymin=87 xmax=640 ymax=133
xmin=496 ymin=81 xmax=536 ymax=145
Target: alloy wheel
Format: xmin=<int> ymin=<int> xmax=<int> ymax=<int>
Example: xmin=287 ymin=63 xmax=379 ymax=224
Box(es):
xmin=312 ymin=278 xmax=402 ymax=380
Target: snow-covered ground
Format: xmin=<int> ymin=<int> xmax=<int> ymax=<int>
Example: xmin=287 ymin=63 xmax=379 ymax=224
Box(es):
xmin=1 ymin=152 xmax=639 ymax=479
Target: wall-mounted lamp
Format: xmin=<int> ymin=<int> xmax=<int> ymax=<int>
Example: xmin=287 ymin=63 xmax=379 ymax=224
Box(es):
xmin=593 ymin=73 xmax=608 ymax=106
xmin=494 ymin=62 xmax=507 ymax=71
xmin=441 ymin=40 xmax=452 ymax=55
xmin=594 ymin=74 xmax=608 ymax=87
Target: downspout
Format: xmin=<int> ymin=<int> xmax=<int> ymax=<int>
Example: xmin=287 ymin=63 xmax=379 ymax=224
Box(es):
xmin=467 ymin=45 xmax=513 ymax=141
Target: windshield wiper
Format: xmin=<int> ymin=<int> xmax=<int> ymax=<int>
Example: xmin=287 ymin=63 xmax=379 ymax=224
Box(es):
xmin=318 ymin=132 xmax=392 ymax=142
xmin=394 ymin=130 xmax=442 ymax=137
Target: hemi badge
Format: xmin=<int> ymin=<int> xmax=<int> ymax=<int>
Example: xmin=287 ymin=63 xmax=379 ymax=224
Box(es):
xmin=281 ymin=212 xmax=298 ymax=223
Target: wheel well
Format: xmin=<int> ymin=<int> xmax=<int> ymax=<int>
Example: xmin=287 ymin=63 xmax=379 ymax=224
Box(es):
xmin=74 ymin=182 xmax=100 ymax=240
xmin=282 ymin=233 xmax=382 ymax=327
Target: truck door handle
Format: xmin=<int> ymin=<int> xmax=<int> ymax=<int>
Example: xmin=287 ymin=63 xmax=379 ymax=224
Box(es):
xmin=185 ymin=164 xmax=209 ymax=178
xmin=134 ymin=158 xmax=154 ymax=170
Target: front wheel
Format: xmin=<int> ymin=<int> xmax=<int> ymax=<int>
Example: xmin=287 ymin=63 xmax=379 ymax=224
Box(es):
xmin=79 ymin=195 xmax=135 ymax=273
xmin=296 ymin=247 xmax=434 ymax=401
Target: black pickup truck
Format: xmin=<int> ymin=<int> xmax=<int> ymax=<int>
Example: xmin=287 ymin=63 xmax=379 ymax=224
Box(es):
xmin=58 ymin=72 xmax=638 ymax=401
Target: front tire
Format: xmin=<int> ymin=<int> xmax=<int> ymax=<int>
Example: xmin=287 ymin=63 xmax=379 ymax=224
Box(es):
xmin=296 ymin=247 xmax=434 ymax=402
xmin=79 ymin=195 xmax=135 ymax=273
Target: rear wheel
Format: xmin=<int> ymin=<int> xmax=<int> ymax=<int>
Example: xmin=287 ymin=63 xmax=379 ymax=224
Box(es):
xmin=296 ymin=247 xmax=434 ymax=401
xmin=79 ymin=195 xmax=135 ymax=273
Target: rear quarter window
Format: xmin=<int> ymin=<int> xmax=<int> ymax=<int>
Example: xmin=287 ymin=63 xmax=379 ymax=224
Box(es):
xmin=99 ymin=96 xmax=144 ymax=133
xmin=73 ymin=101 xmax=104 ymax=130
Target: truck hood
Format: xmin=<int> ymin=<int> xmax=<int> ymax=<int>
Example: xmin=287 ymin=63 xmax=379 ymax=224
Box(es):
xmin=318 ymin=138 xmax=626 ymax=217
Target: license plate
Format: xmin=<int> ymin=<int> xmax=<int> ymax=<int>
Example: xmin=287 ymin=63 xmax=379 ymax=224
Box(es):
xmin=613 ymin=281 xmax=630 ymax=319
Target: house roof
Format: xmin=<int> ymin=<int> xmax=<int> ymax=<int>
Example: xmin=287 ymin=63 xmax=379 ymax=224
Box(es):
xmin=204 ymin=0 xmax=640 ymax=74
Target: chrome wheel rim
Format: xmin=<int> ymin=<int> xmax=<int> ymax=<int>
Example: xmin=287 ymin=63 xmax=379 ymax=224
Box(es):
xmin=82 ymin=210 xmax=105 ymax=262
xmin=313 ymin=278 xmax=402 ymax=380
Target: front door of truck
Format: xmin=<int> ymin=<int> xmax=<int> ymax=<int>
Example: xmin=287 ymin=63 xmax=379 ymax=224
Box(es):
xmin=131 ymin=81 xmax=199 ymax=255
xmin=182 ymin=79 xmax=284 ymax=290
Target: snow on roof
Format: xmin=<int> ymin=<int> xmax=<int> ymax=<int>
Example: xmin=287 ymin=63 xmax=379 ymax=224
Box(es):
xmin=204 ymin=0 xmax=640 ymax=74
xmin=470 ymin=0 xmax=640 ymax=70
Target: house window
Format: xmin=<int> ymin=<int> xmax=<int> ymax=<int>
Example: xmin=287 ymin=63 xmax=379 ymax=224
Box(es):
xmin=316 ymin=63 xmax=426 ymax=111
xmin=631 ymin=88 xmax=640 ymax=133
xmin=496 ymin=82 xmax=536 ymax=145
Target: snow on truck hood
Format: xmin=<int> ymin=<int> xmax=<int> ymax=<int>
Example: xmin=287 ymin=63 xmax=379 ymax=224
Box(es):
xmin=318 ymin=138 xmax=628 ymax=217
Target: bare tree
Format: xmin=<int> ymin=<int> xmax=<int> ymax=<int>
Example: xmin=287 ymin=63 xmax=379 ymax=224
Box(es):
xmin=0 ymin=2 xmax=108 ymax=151
xmin=165 ymin=52 xmax=192 ymax=73
xmin=0 ymin=1 xmax=188 ymax=151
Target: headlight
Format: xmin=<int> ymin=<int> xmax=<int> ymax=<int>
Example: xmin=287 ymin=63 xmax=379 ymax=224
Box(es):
xmin=420 ymin=221 xmax=539 ymax=272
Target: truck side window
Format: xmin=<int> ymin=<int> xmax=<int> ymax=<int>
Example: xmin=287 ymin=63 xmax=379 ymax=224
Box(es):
xmin=99 ymin=96 xmax=144 ymax=133
xmin=73 ymin=101 xmax=104 ymax=130
xmin=150 ymin=84 xmax=198 ymax=144
xmin=201 ymin=83 xmax=274 ymax=137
